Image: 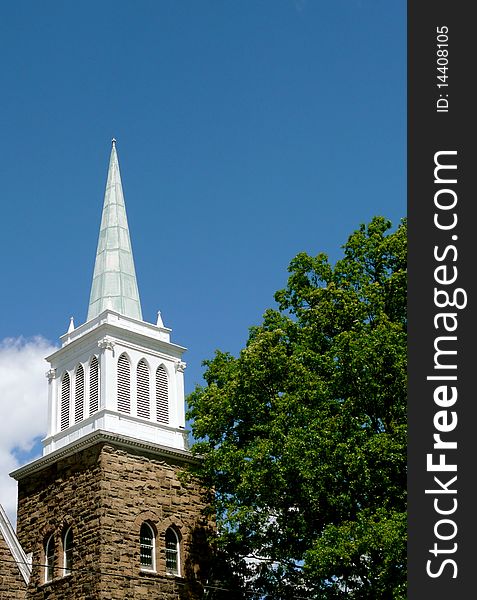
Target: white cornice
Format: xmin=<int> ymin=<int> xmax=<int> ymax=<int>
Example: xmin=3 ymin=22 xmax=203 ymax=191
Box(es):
xmin=104 ymin=337 xmax=185 ymax=362
xmin=47 ymin=313 xmax=186 ymax=365
xmin=60 ymin=309 xmax=173 ymax=346
xmin=41 ymin=407 xmax=188 ymax=445
xmin=10 ymin=430 xmax=200 ymax=481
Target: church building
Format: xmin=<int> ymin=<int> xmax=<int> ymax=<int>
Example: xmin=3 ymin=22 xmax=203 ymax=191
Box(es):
xmin=0 ymin=141 xmax=211 ymax=599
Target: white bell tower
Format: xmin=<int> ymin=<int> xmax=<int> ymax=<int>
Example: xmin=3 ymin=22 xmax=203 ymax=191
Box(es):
xmin=42 ymin=140 xmax=189 ymax=456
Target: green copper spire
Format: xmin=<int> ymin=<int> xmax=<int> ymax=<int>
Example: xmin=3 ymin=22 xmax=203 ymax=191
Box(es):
xmin=87 ymin=139 xmax=143 ymax=322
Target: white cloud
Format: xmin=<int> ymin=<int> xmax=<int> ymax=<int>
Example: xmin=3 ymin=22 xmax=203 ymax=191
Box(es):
xmin=0 ymin=337 xmax=57 ymax=525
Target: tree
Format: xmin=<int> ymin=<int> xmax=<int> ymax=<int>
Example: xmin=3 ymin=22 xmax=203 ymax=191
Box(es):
xmin=187 ymin=217 xmax=407 ymax=599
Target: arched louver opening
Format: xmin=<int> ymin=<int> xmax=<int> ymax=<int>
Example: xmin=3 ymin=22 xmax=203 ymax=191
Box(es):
xmin=63 ymin=527 xmax=73 ymax=576
xmin=117 ymin=354 xmax=131 ymax=414
xmin=89 ymin=356 xmax=99 ymax=415
xmin=45 ymin=535 xmax=55 ymax=583
xmin=140 ymin=522 xmax=155 ymax=571
xmin=165 ymin=527 xmax=180 ymax=576
xmin=156 ymin=365 xmax=169 ymax=424
xmin=60 ymin=373 xmax=70 ymax=431
xmin=137 ymin=359 xmax=150 ymax=419
xmin=74 ymin=365 xmax=84 ymax=423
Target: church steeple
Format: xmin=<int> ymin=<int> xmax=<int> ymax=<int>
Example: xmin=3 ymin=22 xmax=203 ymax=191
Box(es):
xmin=8 ymin=141 xmax=208 ymax=600
xmin=87 ymin=139 xmax=142 ymax=322
xmin=36 ymin=141 xmax=188 ymax=457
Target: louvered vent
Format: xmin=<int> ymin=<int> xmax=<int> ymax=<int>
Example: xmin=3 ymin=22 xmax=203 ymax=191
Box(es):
xmin=156 ymin=365 xmax=169 ymax=424
xmin=75 ymin=365 xmax=84 ymax=423
xmin=137 ymin=359 xmax=150 ymax=419
xmin=60 ymin=373 xmax=70 ymax=431
xmin=89 ymin=356 xmax=99 ymax=414
xmin=117 ymin=354 xmax=131 ymax=413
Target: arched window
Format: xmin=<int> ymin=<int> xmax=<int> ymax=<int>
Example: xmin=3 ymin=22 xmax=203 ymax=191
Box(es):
xmin=137 ymin=359 xmax=150 ymax=419
xmin=165 ymin=527 xmax=180 ymax=576
xmin=89 ymin=356 xmax=99 ymax=415
xmin=74 ymin=365 xmax=84 ymax=423
xmin=117 ymin=354 xmax=131 ymax=414
xmin=63 ymin=527 xmax=73 ymax=576
xmin=60 ymin=373 xmax=70 ymax=431
xmin=45 ymin=534 xmax=55 ymax=583
xmin=156 ymin=365 xmax=169 ymax=424
xmin=140 ymin=522 xmax=155 ymax=571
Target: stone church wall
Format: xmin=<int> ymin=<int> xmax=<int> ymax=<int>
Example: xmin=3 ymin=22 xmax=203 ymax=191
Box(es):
xmin=15 ymin=442 xmax=211 ymax=600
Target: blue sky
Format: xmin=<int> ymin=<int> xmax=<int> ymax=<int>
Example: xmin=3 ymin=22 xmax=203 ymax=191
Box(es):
xmin=0 ymin=1 xmax=405 ymax=489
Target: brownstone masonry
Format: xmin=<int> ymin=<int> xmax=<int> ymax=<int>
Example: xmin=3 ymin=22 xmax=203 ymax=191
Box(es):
xmin=0 ymin=527 xmax=27 ymax=599
xmin=14 ymin=435 xmax=213 ymax=600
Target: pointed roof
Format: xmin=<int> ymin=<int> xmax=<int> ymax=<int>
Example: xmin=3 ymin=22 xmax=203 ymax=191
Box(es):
xmin=0 ymin=503 xmax=31 ymax=586
xmin=87 ymin=139 xmax=143 ymax=322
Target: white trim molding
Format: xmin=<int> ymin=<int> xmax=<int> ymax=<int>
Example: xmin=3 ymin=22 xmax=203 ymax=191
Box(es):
xmin=0 ymin=503 xmax=31 ymax=584
xmin=10 ymin=429 xmax=200 ymax=481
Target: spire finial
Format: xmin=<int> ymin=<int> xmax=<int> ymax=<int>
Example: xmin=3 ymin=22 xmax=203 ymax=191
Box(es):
xmin=68 ymin=316 xmax=75 ymax=333
xmin=112 ymin=137 xmax=116 ymax=146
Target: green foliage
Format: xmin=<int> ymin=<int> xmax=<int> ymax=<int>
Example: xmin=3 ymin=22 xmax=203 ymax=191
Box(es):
xmin=187 ymin=217 xmax=407 ymax=599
